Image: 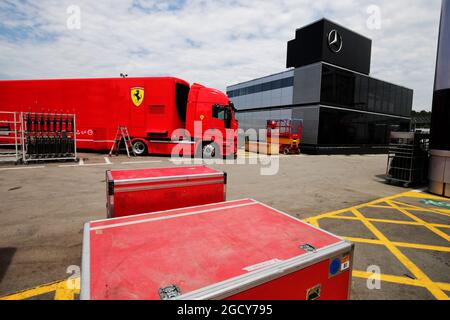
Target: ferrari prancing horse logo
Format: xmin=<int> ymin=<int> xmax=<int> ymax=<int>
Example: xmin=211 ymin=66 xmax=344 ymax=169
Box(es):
xmin=131 ymin=87 xmax=144 ymax=107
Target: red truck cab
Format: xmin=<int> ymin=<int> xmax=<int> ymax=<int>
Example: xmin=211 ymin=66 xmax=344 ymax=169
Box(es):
xmin=185 ymin=83 xmax=238 ymax=158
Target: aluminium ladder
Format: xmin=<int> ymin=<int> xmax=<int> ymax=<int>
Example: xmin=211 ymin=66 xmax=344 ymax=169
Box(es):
xmin=109 ymin=126 xmax=136 ymax=157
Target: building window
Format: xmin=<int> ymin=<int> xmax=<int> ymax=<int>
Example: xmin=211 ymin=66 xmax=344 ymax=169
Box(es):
xmin=227 ymin=76 xmax=294 ymax=98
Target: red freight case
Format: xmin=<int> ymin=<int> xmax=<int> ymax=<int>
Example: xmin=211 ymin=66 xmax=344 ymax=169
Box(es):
xmin=106 ymin=166 xmax=226 ymax=218
xmin=82 ymin=199 xmax=354 ymax=300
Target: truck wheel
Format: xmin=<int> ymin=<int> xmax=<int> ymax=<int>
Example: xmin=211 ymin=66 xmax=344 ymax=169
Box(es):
xmin=132 ymin=140 xmax=148 ymax=156
xmin=202 ymin=143 xmax=218 ymax=159
xmin=283 ymin=147 xmax=290 ymax=155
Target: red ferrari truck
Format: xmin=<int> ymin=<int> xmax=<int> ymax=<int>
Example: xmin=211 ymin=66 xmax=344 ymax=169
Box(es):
xmin=0 ymin=77 xmax=238 ymax=157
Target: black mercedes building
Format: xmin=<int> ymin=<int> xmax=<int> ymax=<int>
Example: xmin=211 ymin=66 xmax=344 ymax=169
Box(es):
xmin=227 ymin=18 xmax=413 ymax=154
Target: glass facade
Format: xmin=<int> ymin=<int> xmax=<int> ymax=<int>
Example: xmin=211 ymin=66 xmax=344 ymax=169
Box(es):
xmin=236 ymin=108 xmax=293 ymax=143
xmin=237 ymin=108 xmax=293 ymax=130
xmin=227 ymin=77 xmax=294 ymax=98
xmin=318 ymin=107 xmax=410 ymax=146
xmin=321 ymin=64 xmax=413 ymax=117
xmin=237 ymin=104 xmax=410 ymax=151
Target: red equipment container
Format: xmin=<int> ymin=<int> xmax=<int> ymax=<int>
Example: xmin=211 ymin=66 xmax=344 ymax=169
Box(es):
xmin=106 ymin=166 xmax=227 ymax=218
xmin=81 ymin=199 xmax=354 ymax=300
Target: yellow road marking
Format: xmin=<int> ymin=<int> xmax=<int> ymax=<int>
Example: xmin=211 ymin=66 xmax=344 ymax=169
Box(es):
xmin=352 ymin=270 xmax=450 ymax=292
xmin=309 ymin=191 xmax=416 ymax=220
xmin=305 ymin=217 xmax=320 ymax=227
xmin=391 ymin=200 xmax=450 ymax=217
xmin=403 ymin=191 xmax=450 ymax=202
xmin=324 ymin=214 xmax=450 ymax=229
xmin=368 ymin=204 xmax=406 ymax=210
xmin=0 ymin=278 xmax=79 ymax=301
xmin=387 ymin=200 xmax=450 ymax=242
xmin=352 ymin=270 xmax=421 ymax=287
xmin=438 ymin=282 xmax=450 ymax=292
xmin=367 ymin=204 xmax=450 ymax=216
xmin=0 ymin=280 xmax=62 ymax=300
xmin=54 ymin=278 xmax=80 ymax=300
xmin=344 ymin=237 xmax=450 ymax=252
xmin=344 ymin=237 xmax=381 ymax=246
xmin=305 ymin=191 xmax=450 ymax=300
xmin=350 ymin=207 xmax=448 ymax=300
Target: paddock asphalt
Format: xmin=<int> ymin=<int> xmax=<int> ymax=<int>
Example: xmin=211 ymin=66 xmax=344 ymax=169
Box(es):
xmin=0 ymin=152 xmax=448 ymax=300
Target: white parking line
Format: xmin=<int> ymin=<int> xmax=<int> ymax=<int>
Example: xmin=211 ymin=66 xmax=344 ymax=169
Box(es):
xmin=0 ymin=166 xmax=46 ymax=171
xmin=59 ymin=163 xmax=78 ymax=168
xmin=83 ymin=163 xmax=113 ymax=167
xmin=121 ymin=160 xmax=163 ymax=165
xmin=59 ymin=156 xmax=114 ymax=168
xmin=59 ymin=162 xmax=113 ymax=168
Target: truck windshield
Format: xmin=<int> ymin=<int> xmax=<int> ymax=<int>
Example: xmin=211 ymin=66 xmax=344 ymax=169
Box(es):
xmin=213 ymin=104 xmax=233 ymax=129
xmin=229 ymin=102 xmax=236 ymax=112
xmin=229 ymin=102 xmax=237 ymax=122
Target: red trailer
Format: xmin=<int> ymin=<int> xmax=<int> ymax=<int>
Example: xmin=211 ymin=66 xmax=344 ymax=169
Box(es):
xmin=81 ymin=199 xmax=354 ymax=300
xmin=0 ymin=77 xmax=238 ymax=158
xmin=106 ymin=166 xmax=227 ymax=218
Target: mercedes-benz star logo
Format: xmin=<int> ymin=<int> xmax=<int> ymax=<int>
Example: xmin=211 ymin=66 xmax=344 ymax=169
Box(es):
xmin=328 ymin=30 xmax=343 ymax=53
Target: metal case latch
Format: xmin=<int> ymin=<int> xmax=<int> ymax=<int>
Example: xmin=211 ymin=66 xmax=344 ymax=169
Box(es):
xmin=300 ymin=244 xmax=317 ymax=253
xmin=159 ymin=285 xmax=182 ymax=300
xmin=306 ymin=284 xmax=322 ymax=300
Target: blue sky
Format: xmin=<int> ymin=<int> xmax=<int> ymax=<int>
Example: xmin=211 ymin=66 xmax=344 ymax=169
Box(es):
xmin=0 ymin=0 xmax=442 ymax=111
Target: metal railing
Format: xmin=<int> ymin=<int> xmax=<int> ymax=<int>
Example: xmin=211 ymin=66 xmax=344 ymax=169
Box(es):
xmin=20 ymin=112 xmax=78 ymax=163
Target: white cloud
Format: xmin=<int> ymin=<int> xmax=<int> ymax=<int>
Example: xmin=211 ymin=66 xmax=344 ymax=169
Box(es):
xmin=0 ymin=0 xmax=442 ymax=110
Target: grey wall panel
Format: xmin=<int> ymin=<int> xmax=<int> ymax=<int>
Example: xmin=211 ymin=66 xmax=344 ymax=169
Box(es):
xmin=262 ymin=91 xmax=271 ymax=106
xmin=280 ymin=108 xmax=292 ymax=119
xmin=271 ymin=88 xmax=282 ymax=106
xmin=237 ymin=106 xmax=320 ymax=146
xmin=281 ymin=87 xmax=294 ymax=105
xmin=231 ymin=96 xmax=240 ymax=107
xmin=293 ymin=63 xmax=322 ymax=105
xmin=292 ymin=106 xmax=320 ymax=145
xmin=256 ymin=92 xmax=263 ymax=108
xmin=281 ymin=86 xmax=293 ymax=98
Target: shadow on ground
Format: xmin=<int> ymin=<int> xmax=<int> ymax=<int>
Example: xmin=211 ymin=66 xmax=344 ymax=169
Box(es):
xmin=0 ymin=248 xmax=17 ymax=283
